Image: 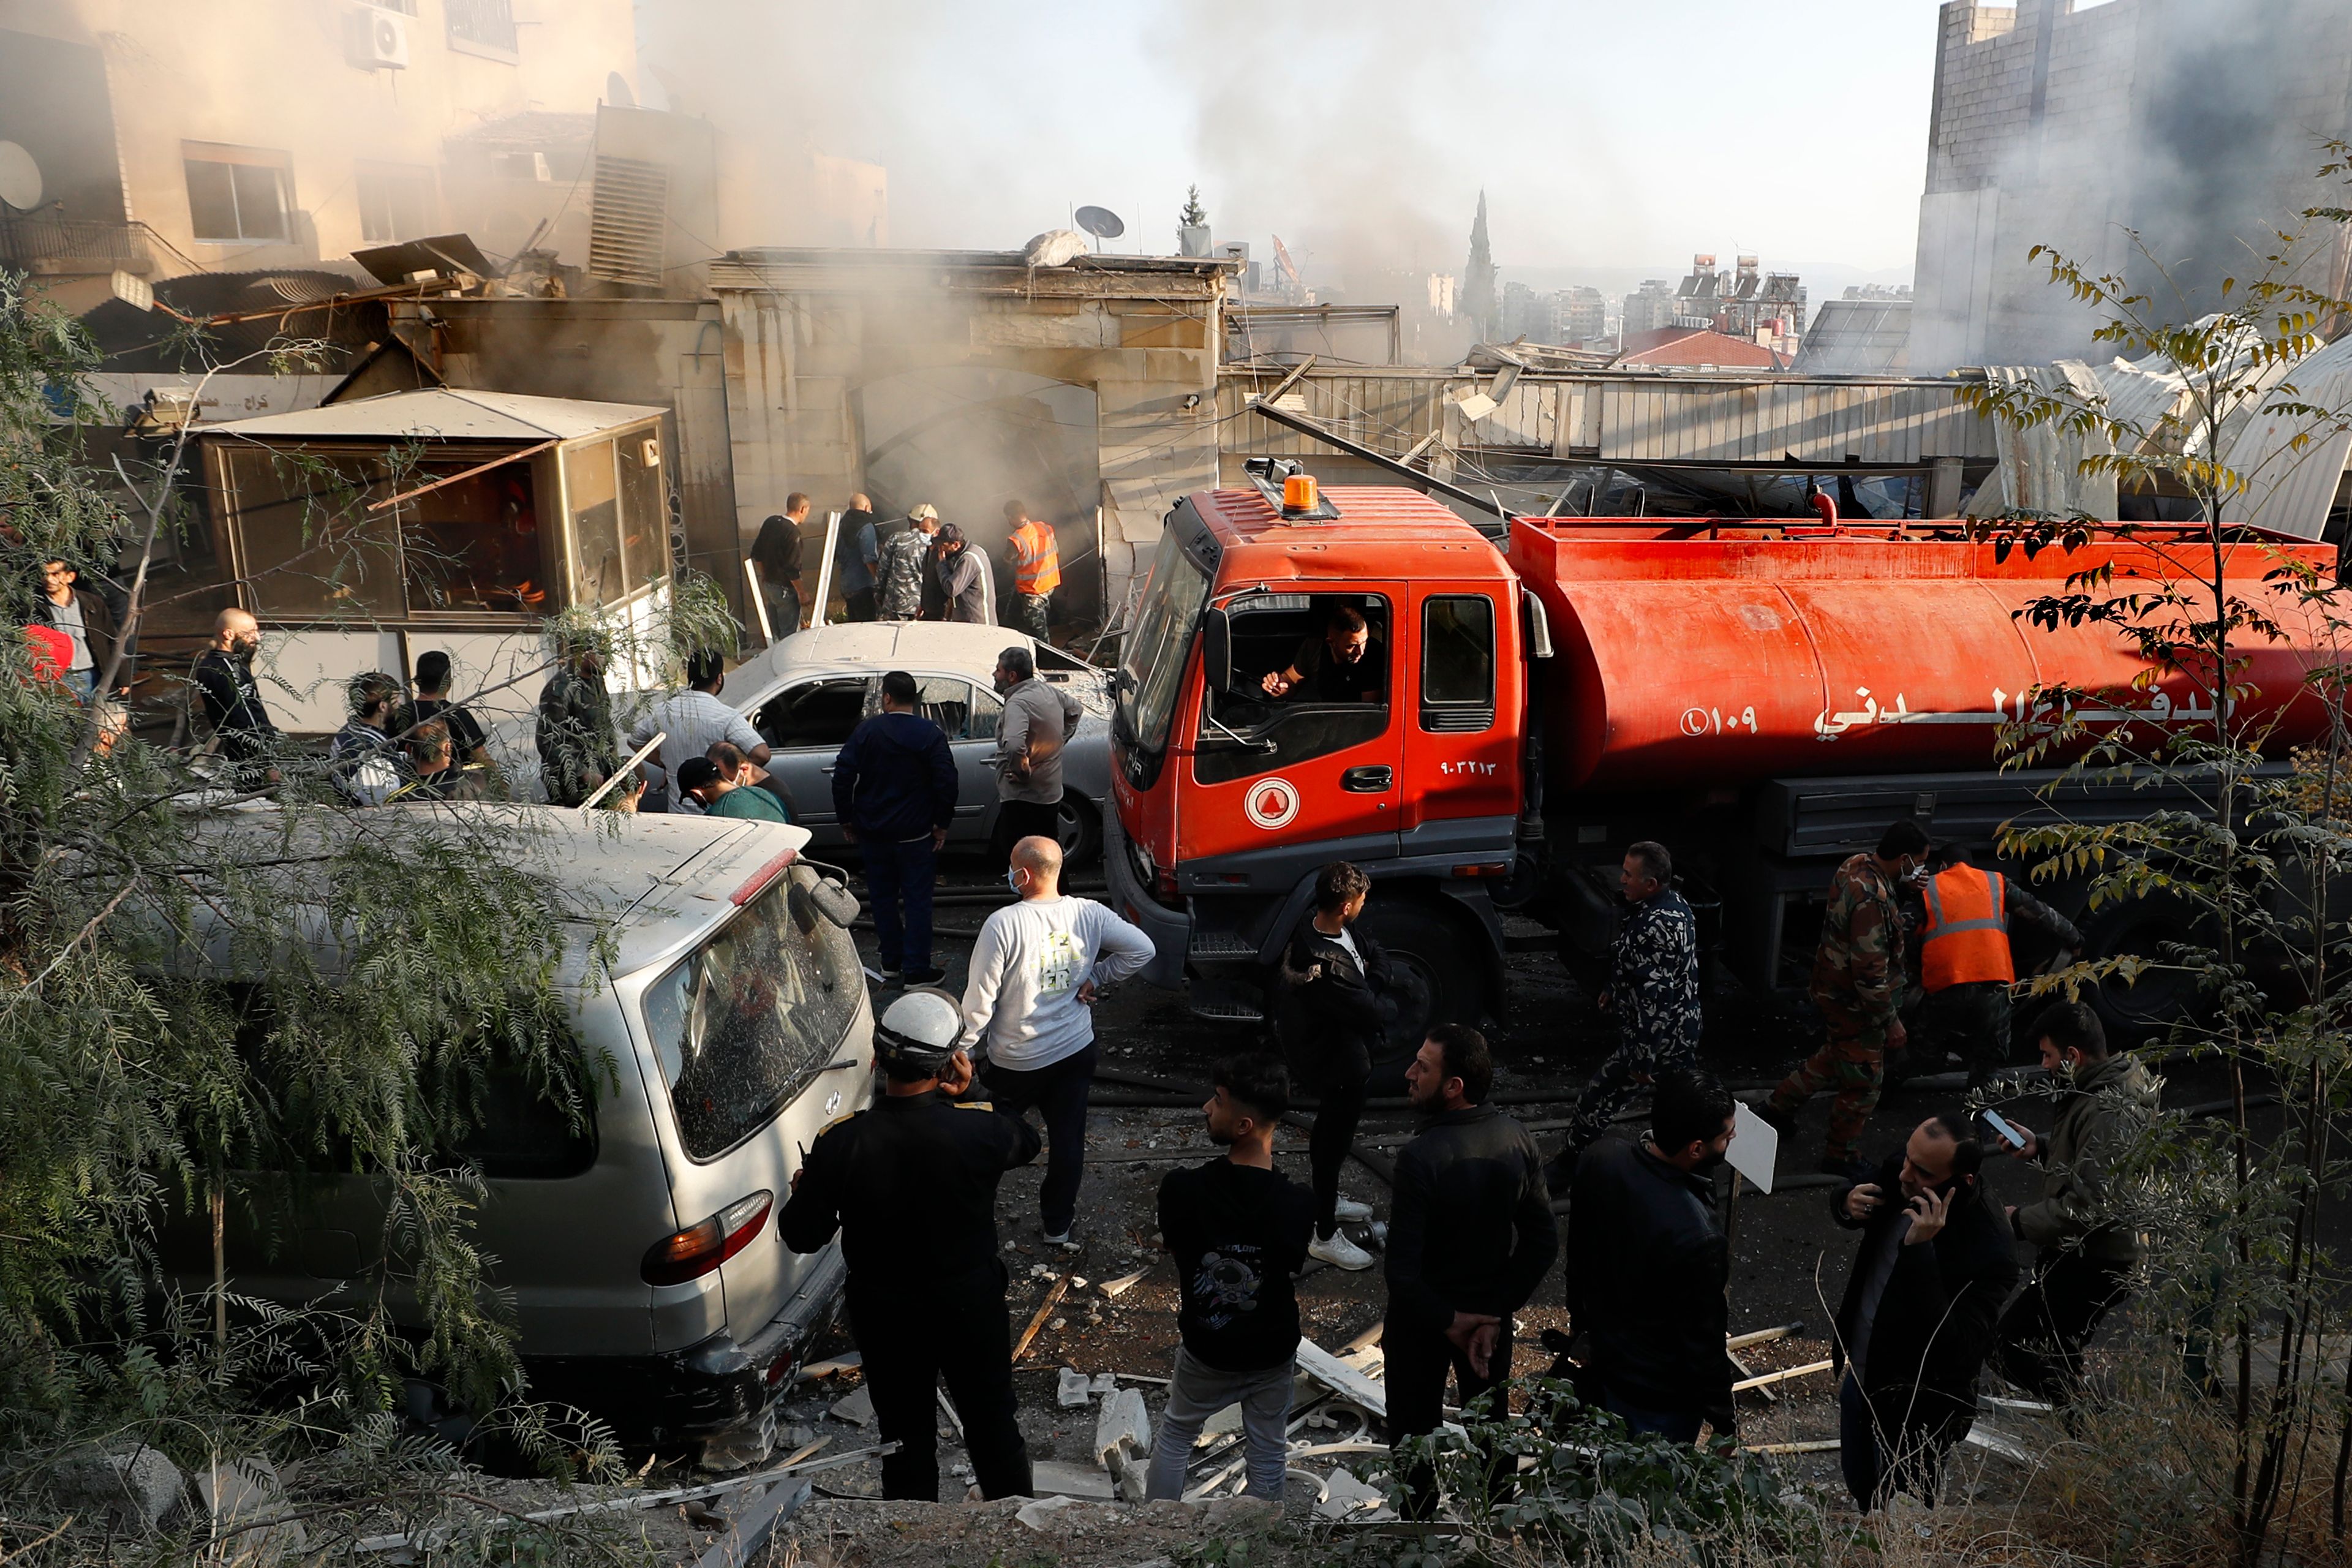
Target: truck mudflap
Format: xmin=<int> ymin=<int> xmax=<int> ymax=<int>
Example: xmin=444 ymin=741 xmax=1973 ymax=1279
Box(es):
xmin=1103 ymin=803 xmax=1188 ymax=989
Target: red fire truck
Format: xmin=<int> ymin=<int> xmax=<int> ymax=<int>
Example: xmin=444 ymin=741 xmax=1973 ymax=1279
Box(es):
xmin=1101 ymin=464 xmax=2336 ymax=1044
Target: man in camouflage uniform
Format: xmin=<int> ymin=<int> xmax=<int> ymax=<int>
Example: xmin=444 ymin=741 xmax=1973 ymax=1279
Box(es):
xmin=877 ymin=504 xmax=939 ymax=622
xmin=1762 ymin=820 xmax=1931 ymax=1175
xmin=1542 ymin=842 xmax=1703 ymax=1189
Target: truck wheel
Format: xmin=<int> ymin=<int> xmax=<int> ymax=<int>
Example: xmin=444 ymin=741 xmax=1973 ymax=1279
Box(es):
xmin=1359 ymin=902 xmax=1481 ymax=1041
xmin=1056 ymin=796 xmax=1101 ymax=864
xmin=2078 ymin=897 xmax=2204 ymax=1046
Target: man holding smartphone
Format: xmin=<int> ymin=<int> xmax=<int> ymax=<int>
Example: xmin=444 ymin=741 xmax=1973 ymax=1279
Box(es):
xmin=1829 ymin=1117 xmax=2018 ymax=1510
xmin=1993 ymin=1002 xmax=2157 ymax=1401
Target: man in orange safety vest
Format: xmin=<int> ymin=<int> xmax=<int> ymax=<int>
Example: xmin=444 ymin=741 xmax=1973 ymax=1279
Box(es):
xmin=1904 ymin=844 xmax=2082 ymax=1090
xmin=1004 ymin=500 xmax=1061 ymax=643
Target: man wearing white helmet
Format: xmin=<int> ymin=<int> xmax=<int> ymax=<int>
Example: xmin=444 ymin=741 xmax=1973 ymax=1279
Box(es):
xmin=781 ymin=989 xmax=1040 ymax=1500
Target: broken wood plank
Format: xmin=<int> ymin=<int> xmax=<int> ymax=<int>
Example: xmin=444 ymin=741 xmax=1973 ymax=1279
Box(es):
xmin=1732 ymin=1360 xmax=1833 ymax=1393
xmin=1743 ymin=1439 xmax=1841 ymax=1455
xmin=1012 ymin=1269 xmax=1076 ymax=1363
xmin=1726 ymin=1322 xmax=1806 ymax=1352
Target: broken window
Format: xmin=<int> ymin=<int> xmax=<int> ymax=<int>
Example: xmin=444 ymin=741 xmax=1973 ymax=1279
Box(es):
xmin=184 ymin=144 xmax=290 ymax=244
xmin=356 ymin=164 xmax=434 ymax=244
xmin=399 ymin=462 xmax=551 ymax=617
xmin=563 ymin=439 xmax=624 ymax=606
xmin=445 ymin=0 xmax=518 ymax=59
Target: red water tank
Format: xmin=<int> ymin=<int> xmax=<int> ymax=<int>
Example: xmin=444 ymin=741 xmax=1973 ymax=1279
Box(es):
xmin=1507 ymin=519 xmax=2338 ymax=791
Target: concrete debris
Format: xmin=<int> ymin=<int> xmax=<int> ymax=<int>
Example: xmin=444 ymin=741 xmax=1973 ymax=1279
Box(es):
xmin=795 ymin=1353 xmax=862 ymax=1381
xmin=1295 ymin=1340 xmax=1388 ymax=1419
xmin=693 ymin=1480 xmax=810 ymax=1568
xmin=1313 ymin=1466 xmax=1393 ymax=1521
xmin=1197 ymin=1403 xmax=1243 ymax=1444
xmin=51 ymin=1444 xmax=184 ymax=1533
xmin=1094 ymin=1388 xmax=1152 ymax=1466
xmin=198 ymin=1455 xmax=306 ymax=1562
xmin=1057 ymin=1367 xmax=1095 ymax=1408
xmin=827 ymin=1386 xmax=875 ymax=1427
xmin=1014 ymin=1493 xmax=1083 ymax=1531
xmin=1023 ymin=230 xmax=1091 ymax=270
xmin=1027 ymin=1461 xmax=1118 ymax=1501
xmin=1090 ymin=1372 xmax=1118 ymax=1397
xmin=1109 ymin=1448 xmax=1152 ymax=1504
xmin=1098 ymin=1268 xmax=1149 ymax=1298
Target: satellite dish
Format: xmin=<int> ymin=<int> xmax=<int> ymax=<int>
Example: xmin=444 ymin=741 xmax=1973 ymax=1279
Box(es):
xmin=605 ymin=71 xmax=636 ymax=108
xmin=0 ymin=142 xmax=43 ymax=212
xmin=1074 ymin=205 xmax=1125 ymax=241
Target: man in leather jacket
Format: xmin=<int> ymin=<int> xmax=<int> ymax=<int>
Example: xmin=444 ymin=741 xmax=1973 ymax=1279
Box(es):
xmin=1829 ymin=1116 xmax=2017 ymax=1510
xmin=1566 ymin=1065 xmax=1736 ymax=1442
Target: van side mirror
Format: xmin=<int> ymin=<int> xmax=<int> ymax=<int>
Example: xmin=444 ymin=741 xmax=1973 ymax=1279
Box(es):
xmin=1202 ymin=606 xmax=1234 ymax=693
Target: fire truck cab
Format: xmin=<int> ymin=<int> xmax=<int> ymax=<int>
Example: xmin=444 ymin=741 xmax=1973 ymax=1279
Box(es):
xmin=1104 ymin=472 xmax=1529 ymax=1029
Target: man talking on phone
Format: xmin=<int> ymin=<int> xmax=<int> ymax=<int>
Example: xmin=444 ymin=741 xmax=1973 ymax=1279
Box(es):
xmin=1828 ymin=1117 xmax=2018 ymax=1511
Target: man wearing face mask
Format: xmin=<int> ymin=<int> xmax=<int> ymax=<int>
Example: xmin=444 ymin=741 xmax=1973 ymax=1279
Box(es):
xmin=989 ymin=644 xmax=1082 ymax=871
xmin=1759 ymin=818 xmax=1931 ymax=1175
xmin=1564 ymin=1066 xmax=1736 ymax=1442
xmin=959 ymin=835 xmax=1153 ymax=1246
xmin=1992 ymin=1001 xmax=2157 ymax=1401
xmin=1830 ymin=1116 xmax=2018 ymax=1510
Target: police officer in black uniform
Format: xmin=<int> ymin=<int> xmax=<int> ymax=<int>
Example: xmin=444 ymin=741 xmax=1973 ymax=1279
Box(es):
xmin=780 ymin=989 xmax=1041 ymax=1500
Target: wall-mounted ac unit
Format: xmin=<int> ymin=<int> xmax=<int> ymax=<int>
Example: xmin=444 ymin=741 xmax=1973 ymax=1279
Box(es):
xmin=345 ymin=4 xmax=410 ymax=70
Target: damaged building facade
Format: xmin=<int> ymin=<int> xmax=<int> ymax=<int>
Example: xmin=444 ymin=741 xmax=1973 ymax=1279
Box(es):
xmin=1912 ymin=0 xmax=2352 ymax=372
xmin=707 ymin=249 xmax=1239 ymax=625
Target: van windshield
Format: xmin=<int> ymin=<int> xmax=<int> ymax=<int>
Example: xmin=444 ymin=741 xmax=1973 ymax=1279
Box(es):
xmin=641 ymin=865 xmax=860 ymax=1161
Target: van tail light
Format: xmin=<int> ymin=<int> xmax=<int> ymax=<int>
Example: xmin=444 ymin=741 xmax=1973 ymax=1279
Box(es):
xmin=641 ymin=1190 xmax=773 ymax=1287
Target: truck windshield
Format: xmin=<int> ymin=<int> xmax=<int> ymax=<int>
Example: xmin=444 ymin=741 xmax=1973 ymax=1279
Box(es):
xmin=641 ymin=865 xmax=861 ymax=1161
xmin=1117 ymin=524 xmax=1212 ymax=758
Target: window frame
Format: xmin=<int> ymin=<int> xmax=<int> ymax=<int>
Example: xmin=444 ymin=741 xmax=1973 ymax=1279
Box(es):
xmin=1191 ymin=592 xmax=1394 ymax=786
xmin=183 ymin=142 xmax=293 ymax=244
xmin=445 ymin=0 xmax=520 ymax=62
xmin=1419 ymin=593 xmax=1498 ymax=733
xmin=355 ymin=161 xmax=437 ymax=245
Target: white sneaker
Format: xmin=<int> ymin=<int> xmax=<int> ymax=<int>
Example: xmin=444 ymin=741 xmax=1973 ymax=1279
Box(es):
xmin=1308 ymin=1231 xmax=1376 ymax=1271
xmin=1332 ymin=1196 xmax=1374 ymax=1223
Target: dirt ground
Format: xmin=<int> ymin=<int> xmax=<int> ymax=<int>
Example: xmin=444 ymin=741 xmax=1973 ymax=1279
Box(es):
xmin=707 ymin=851 xmax=2135 ymax=1564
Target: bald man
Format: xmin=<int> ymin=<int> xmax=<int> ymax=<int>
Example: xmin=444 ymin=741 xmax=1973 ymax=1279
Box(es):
xmin=959 ymin=835 xmax=1155 ymax=1245
xmin=190 ymin=608 xmax=280 ymax=769
xmin=837 ymin=492 xmax=881 ymax=623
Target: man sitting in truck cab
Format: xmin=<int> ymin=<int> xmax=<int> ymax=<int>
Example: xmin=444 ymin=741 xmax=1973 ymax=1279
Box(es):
xmin=1261 ymin=604 xmax=1387 ymax=704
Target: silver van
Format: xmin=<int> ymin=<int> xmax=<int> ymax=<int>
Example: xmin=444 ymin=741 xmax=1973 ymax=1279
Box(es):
xmin=157 ymin=804 xmax=872 ymax=1457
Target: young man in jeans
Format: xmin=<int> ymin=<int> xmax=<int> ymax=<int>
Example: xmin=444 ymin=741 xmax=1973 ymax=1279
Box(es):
xmin=1145 ymin=1054 xmax=1315 ymax=1503
xmin=960 ymin=834 xmax=1153 ymax=1245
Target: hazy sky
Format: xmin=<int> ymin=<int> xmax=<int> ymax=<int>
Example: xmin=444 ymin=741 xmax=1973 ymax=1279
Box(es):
xmin=646 ymin=0 xmax=1949 ymax=287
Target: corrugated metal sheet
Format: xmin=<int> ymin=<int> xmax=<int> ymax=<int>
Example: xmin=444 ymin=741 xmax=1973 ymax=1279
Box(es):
xmin=1216 ymin=369 xmax=1996 ymax=468
xmin=589 ymin=154 xmax=668 ymax=288
xmin=2223 ymin=331 xmax=2352 ymax=539
xmin=203 ymin=387 xmax=665 ymax=441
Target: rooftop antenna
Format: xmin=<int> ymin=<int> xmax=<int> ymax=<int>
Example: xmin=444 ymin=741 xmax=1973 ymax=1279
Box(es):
xmin=1075 ymin=205 xmax=1125 ymax=254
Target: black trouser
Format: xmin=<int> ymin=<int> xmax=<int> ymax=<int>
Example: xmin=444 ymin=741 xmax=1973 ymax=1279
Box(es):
xmin=992 ymin=794 xmax=1061 ymax=867
xmin=850 ymin=1267 xmax=1031 ymax=1501
xmin=1996 ymin=1251 xmax=2132 ymax=1401
xmin=861 ymin=832 xmax=937 ymax=974
xmin=1840 ymin=1373 xmax=1971 ymax=1510
xmin=981 ymin=1042 xmax=1097 ymax=1237
xmin=1385 ymin=1310 xmax=1515 ymax=1518
xmin=1307 ymin=1037 xmax=1371 ymax=1239
xmin=845 ymin=587 xmax=877 ymax=623
xmin=1913 ymin=981 xmax=2013 ymax=1089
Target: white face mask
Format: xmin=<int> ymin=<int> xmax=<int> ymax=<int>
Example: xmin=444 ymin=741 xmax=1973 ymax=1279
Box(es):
xmin=1006 ymin=868 xmax=1024 ymax=894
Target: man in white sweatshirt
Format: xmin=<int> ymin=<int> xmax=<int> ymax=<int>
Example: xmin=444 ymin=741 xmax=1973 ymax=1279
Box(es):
xmin=961 ymin=834 xmax=1155 ymax=1245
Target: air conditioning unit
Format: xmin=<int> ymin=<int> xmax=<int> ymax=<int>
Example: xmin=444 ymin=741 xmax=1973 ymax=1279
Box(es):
xmin=345 ymin=4 xmax=410 ymax=70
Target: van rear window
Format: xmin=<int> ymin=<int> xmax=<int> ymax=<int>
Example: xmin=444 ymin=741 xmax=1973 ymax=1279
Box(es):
xmin=642 ymin=865 xmax=861 ymax=1161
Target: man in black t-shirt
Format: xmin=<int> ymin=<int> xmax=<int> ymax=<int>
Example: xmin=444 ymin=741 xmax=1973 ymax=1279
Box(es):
xmin=410 ymin=650 xmax=491 ymax=796
xmin=1144 ymin=1055 xmax=1315 ymax=1503
xmin=1261 ymin=604 xmax=1386 ymax=704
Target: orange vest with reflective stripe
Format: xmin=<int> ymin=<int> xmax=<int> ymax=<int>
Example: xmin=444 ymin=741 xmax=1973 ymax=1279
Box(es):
xmin=1009 ymin=520 xmax=1061 ymax=595
xmin=1919 ymin=863 xmax=2014 ymax=991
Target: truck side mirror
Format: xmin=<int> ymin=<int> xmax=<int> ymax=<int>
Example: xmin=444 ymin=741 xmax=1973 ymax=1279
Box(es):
xmin=1202 ymin=606 xmax=1234 ymax=693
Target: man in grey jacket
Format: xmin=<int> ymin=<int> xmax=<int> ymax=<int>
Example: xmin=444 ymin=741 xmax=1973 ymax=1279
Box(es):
xmin=990 ymin=644 xmax=1081 ymax=871
xmin=1993 ymin=1001 xmax=2157 ymax=1400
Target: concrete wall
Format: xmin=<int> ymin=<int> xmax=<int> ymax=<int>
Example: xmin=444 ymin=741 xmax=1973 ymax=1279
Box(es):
xmin=709 ymin=252 xmax=1235 ymax=606
xmin=1912 ymin=0 xmax=2352 ymax=371
xmin=0 ymin=0 xmax=635 ymax=292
